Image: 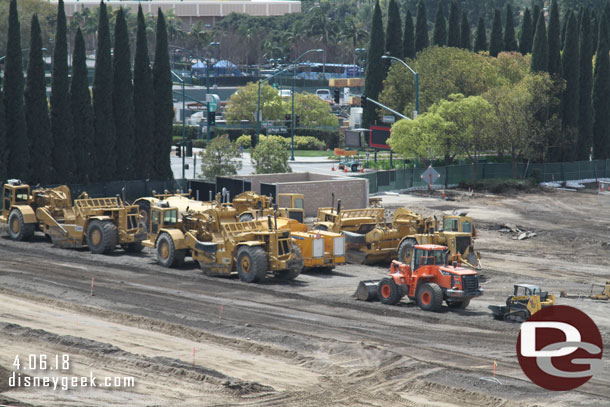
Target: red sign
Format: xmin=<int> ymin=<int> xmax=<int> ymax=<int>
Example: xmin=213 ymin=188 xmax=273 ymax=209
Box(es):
xmin=369 ymin=126 xmax=391 ymax=149
xmin=516 ymin=305 xmax=603 ymax=391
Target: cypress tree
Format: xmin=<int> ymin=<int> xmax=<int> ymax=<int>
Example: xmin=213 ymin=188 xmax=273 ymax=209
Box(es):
xmin=134 ymin=5 xmax=155 ymax=179
xmin=532 ymin=4 xmax=541 ymax=40
xmin=592 ymin=15 xmax=598 ymax=56
xmin=71 ymin=28 xmax=95 ymax=184
xmin=474 ymin=16 xmax=487 ymax=52
xmin=4 ymin=0 xmax=29 ymax=181
xmin=113 ymin=8 xmax=136 ymax=180
xmin=561 ymin=11 xmax=580 ymax=161
xmin=433 ymin=2 xmax=447 ymax=46
xmin=93 ymin=1 xmax=115 ymax=182
xmin=531 ymin=12 xmax=548 ymax=72
xmin=50 ymin=0 xmax=75 ymax=183
xmin=489 ymin=9 xmax=503 ymax=57
xmin=415 ymin=0 xmax=429 ymax=53
xmin=0 ymin=77 xmax=5 ymax=184
xmin=385 ymin=0 xmax=403 ymax=60
xmin=447 ymin=1 xmax=459 ymax=47
xmin=152 ymin=9 xmax=174 ymax=179
xmin=592 ymin=12 xmax=610 ymax=159
xmin=519 ymin=8 xmax=533 ymax=54
xmin=504 ymin=4 xmax=518 ymax=52
xmin=560 ymin=10 xmax=568 ymax=50
xmin=25 ymin=15 xmax=53 ymax=185
xmin=363 ymin=1 xmax=385 ymax=129
xmin=403 ymin=9 xmax=415 ymax=59
xmin=547 ymin=0 xmax=562 ymax=76
xmin=578 ymin=8 xmax=594 ymax=161
xmin=460 ymin=11 xmax=471 ymax=50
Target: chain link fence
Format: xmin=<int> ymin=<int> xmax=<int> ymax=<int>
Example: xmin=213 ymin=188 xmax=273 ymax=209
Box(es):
xmin=358 ymin=160 xmax=610 ymax=194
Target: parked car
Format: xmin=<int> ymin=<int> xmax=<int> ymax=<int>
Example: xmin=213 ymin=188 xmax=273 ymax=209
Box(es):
xmin=316 ymin=89 xmax=333 ymax=104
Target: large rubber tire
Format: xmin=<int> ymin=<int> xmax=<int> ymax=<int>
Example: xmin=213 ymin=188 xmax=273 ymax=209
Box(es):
xmin=351 ymin=163 xmax=359 ymax=172
xmin=86 ymin=220 xmax=117 ymax=254
xmin=236 ymin=246 xmax=268 ymax=283
xmin=378 ymin=278 xmax=401 ymax=305
xmin=7 ymin=209 xmax=35 ymax=241
xmin=276 ymin=246 xmax=303 ymax=281
xmin=239 ymin=213 xmax=254 ymax=222
xmin=313 ymin=224 xmax=328 ymax=231
xmin=122 ymin=241 xmax=144 ymax=253
xmin=156 ymin=232 xmax=185 ymax=268
xmin=417 ymin=283 xmax=443 ymax=312
xmin=447 ymin=298 xmax=471 ymax=309
xmin=137 ymin=200 xmax=151 ymax=233
xmin=397 ymin=238 xmax=417 ymax=264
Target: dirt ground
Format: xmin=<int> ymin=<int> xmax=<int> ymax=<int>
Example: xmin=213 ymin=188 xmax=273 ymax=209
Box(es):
xmin=0 ymin=188 xmax=609 ymax=406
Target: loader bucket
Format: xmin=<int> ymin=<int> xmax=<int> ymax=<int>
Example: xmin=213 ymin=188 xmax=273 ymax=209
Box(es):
xmin=355 ymin=280 xmax=380 ymax=301
xmin=488 ymin=305 xmax=508 ymax=320
xmin=344 ymin=231 xmax=366 ymax=245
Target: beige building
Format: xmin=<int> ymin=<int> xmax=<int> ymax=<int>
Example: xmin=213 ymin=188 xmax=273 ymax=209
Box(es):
xmin=56 ymin=1 xmax=302 ymax=28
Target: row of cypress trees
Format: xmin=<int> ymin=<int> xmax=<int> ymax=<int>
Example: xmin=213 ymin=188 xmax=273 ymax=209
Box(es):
xmin=0 ymin=0 xmax=174 ymax=186
xmin=363 ymin=0 xmax=610 ymax=160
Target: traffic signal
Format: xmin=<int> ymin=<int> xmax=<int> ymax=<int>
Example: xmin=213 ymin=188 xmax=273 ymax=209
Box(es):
xmin=208 ymin=110 xmax=216 ymax=126
xmin=186 ymin=140 xmax=193 ymax=157
xmin=295 ymin=114 xmax=300 ymax=127
xmin=285 ymin=113 xmax=292 ymax=129
xmin=175 ymin=143 xmax=181 ymax=157
xmin=361 ymin=95 xmax=367 ymax=108
xmin=333 ymin=87 xmax=340 ymax=104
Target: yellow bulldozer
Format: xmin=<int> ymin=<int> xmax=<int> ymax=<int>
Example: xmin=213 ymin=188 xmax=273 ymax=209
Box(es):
xmin=489 ymin=284 xmax=556 ymax=322
xmin=1 ymin=180 xmax=145 ymax=254
xmin=142 ymin=203 xmax=304 ymax=282
xmin=313 ymin=199 xmax=480 ymax=267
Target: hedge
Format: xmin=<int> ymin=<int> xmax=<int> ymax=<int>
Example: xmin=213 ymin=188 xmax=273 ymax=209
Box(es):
xmin=214 ymin=127 xmax=339 ymax=148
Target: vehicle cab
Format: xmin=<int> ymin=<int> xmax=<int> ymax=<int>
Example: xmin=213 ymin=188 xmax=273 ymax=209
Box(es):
xmin=144 ymin=203 xmax=180 ymax=243
xmin=1 ymin=180 xmax=31 ymax=221
xmin=443 ymin=215 xmax=476 ymax=237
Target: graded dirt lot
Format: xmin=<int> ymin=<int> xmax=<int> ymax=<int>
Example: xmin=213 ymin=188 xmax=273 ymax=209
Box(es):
xmin=1 ymin=188 xmax=609 ymax=406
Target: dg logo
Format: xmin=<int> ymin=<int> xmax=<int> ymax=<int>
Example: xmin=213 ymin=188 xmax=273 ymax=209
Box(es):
xmin=517 ymin=305 xmax=603 ymax=391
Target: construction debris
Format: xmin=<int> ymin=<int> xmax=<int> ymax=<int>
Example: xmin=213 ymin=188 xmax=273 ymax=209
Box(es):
xmin=497 ymin=223 xmax=537 ymax=240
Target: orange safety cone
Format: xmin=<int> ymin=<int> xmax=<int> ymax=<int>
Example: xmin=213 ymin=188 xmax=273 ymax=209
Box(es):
xmin=331 ymin=164 xmax=335 ymax=171
xmin=360 ymin=167 xmax=364 ymax=173
xmin=441 ymin=190 xmax=447 ymax=199
xmin=344 ymin=166 xmax=348 ymax=173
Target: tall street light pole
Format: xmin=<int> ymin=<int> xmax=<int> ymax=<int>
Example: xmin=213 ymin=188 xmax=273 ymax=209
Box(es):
xmin=381 ymin=54 xmax=419 ymax=118
xmin=209 ymin=41 xmax=220 ymax=86
xmin=290 ymin=48 xmax=323 ymax=161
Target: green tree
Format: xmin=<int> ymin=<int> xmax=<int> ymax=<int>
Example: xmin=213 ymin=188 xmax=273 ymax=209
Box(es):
xmin=447 ymin=1 xmax=460 ymax=47
xmin=226 ymin=82 xmax=284 ymax=123
xmin=460 ymin=11 xmax=471 ymax=50
xmin=504 ymin=4 xmax=518 ymax=52
xmin=530 ymin=12 xmax=548 ymax=72
xmin=519 ymin=8 xmax=533 ymax=54
xmin=385 ymin=0 xmax=403 ymax=59
xmin=363 ymin=0 xmax=385 ymax=128
xmin=152 ymin=9 xmax=174 ymax=179
xmin=112 ymin=8 xmax=136 ymax=180
xmin=403 ymin=9 xmax=415 ymax=59
xmin=415 ymin=0 xmax=429 ymax=53
xmin=0 ymin=0 xmax=55 ymax=57
xmin=433 ymin=2 xmax=447 ymax=47
xmin=292 ymin=93 xmax=339 ymax=127
xmin=474 ymin=16 xmax=487 ymax=52
xmin=0 ymin=77 xmax=5 ymax=183
xmin=592 ymin=15 xmax=598 ymax=55
xmin=592 ymin=11 xmax=610 ymax=159
xmin=50 ymin=0 xmax=74 ymax=183
xmin=25 ymin=14 xmax=52 ymax=184
xmin=547 ymin=0 xmax=562 ymax=76
xmin=251 ymin=137 xmax=292 ymax=174
xmin=578 ymin=7 xmax=594 ymax=160
xmin=93 ymin=1 xmax=115 ymax=181
xmin=489 ymin=9 xmax=503 ymax=57
xmin=199 ymin=135 xmax=242 ymax=180
xmin=532 ymin=4 xmax=541 ymax=40
xmin=388 ymin=112 xmax=448 ymax=165
xmin=70 ymin=28 xmax=95 ymax=184
xmin=133 ymin=5 xmax=154 ymax=180
xmin=560 ymin=11 xmax=579 ymax=161
xmin=4 ymin=0 xmax=29 ymax=181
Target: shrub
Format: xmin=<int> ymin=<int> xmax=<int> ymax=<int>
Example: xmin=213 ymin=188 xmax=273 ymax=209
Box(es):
xmin=235 ymin=135 xmax=252 ymax=148
xmin=251 ymin=138 xmax=292 ymax=174
xmin=172 ymin=124 xmax=200 ymax=140
xmin=293 ymin=136 xmax=325 ymax=150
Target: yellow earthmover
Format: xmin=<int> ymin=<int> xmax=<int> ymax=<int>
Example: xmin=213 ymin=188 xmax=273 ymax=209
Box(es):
xmin=313 ymin=199 xmax=480 ymax=267
xmin=490 ymin=284 xmax=556 ymax=322
xmin=142 ymin=203 xmax=304 ymax=282
xmin=1 ymin=180 xmax=145 ymax=254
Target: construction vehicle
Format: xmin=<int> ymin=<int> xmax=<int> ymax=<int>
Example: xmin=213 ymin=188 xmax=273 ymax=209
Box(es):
xmin=233 ymin=191 xmax=306 ymax=223
xmin=142 ymin=203 xmax=303 ymax=282
xmin=313 ymin=199 xmax=480 ymax=267
xmin=1 ymin=180 xmax=145 ymax=254
xmin=355 ymin=244 xmax=483 ymax=311
xmin=489 ymin=284 xmax=556 ymax=322
xmin=560 ymin=281 xmax=610 ymax=301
